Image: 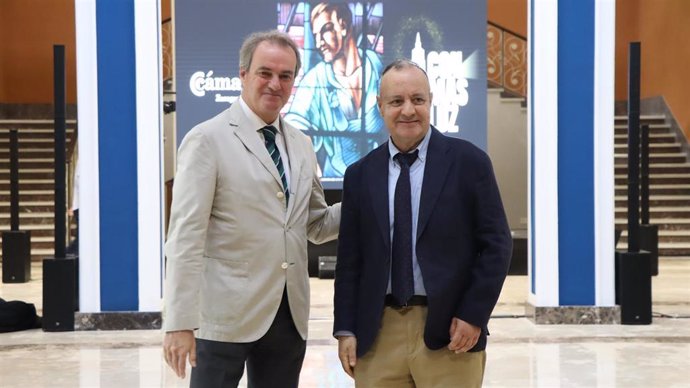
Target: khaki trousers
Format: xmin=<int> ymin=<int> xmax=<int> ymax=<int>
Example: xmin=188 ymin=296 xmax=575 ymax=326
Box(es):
xmin=354 ymin=306 xmax=486 ymax=388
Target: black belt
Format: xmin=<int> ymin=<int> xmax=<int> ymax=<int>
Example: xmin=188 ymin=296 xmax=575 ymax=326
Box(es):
xmin=384 ymin=295 xmax=428 ymax=309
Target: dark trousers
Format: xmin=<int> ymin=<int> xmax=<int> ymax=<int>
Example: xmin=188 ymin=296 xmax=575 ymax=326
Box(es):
xmin=190 ymin=288 xmax=306 ymax=388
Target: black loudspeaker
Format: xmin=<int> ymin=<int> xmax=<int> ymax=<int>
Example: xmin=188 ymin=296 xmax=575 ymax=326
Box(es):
xmin=508 ymin=236 xmax=527 ymax=275
xmin=615 ymin=250 xmax=652 ymax=325
xmin=639 ymin=224 xmax=659 ymax=276
xmin=42 ymin=257 xmax=76 ymax=331
xmin=2 ymin=231 xmax=32 ymax=283
xmin=318 ymin=256 xmax=336 ymax=279
xmin=308 ymin=240 xmax=337 ymax=277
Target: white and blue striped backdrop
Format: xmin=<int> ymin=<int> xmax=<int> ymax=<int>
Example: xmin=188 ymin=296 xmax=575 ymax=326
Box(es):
xmin=528 ymin=0 xmax=616 ymax=307
xmin=75 ymin=0 xmax=164 ymax=313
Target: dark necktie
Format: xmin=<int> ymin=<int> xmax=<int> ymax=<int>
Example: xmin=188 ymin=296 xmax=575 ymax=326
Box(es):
xmin=261 ymin=125 xmax=289 ymax=204
xmin=392 ymin=150 xmax=419 ymax=306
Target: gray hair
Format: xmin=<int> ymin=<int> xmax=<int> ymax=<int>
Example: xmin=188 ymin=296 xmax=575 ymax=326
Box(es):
xmin=381 ymin=58 xmax=429 ymax=80
xmin=239 ymin=30 xmax=301 ymax=75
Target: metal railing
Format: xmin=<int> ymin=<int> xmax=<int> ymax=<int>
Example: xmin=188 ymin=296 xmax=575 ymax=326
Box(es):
xmin=162 ymin=18 xmax=173 ymax=84
xmin=487 ymin=21 xmax=527 ymax=97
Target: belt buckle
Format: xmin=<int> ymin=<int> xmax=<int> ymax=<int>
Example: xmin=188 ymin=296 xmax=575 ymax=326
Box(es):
xmin=393 ymin=303 xmax=413 ymax=314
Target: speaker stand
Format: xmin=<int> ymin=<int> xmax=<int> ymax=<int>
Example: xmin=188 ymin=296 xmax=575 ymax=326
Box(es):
xmin=639 ymin=224 xmax=659 ymax=276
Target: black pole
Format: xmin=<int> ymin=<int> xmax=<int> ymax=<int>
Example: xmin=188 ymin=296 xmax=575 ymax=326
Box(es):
xmin=9 ymin=129 xmax=20 ymax=231
xmin=626 ymin=42 xmax=641 ymax=253
xmin=2 ymin=127 xmax=32 ymax=283
xmin=54 ymin=45 xmax=66 ymax=259
xmin=641 ymin=124 xmax=650 ymax=225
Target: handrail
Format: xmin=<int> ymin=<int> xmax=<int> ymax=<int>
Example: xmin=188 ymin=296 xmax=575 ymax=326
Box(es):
xmin=66 ymin=123 xmax=78 ymax=242
xmin=66 ymin=122 xmax=78 ymax=162
xmin=487 ymin=20 xmax=526 ymax=41
xmin=162 ymin=18 xmax=173 ymax=84
xmin=487 ymin=21 xmax=527 ymax=98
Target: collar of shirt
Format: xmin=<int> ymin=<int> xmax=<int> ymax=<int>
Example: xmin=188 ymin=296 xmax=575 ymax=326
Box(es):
xmin=387 ymin=127 xmax=432 ymax=165
xmin=238 ymin=96 xmax=282 ymax=134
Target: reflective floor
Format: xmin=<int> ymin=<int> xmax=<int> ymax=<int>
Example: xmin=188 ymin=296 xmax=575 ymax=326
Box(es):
xmin=1 ymin=260 xmax=689 ymax=387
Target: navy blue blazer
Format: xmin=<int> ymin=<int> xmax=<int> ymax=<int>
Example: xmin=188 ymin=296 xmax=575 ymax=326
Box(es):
xmin=333 ymin=127 xmax=512 ymax=357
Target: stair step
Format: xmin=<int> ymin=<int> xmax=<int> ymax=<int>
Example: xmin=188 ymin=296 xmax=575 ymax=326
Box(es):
xmin=620 ymin=229 xmax=690 ymax=236
xmin=617 ymin=241 xmax=690 ymax=248
xmin=615 ymin=217 xmax=690 ymax=223
xmin=615 ymin=206 xmax=690 ymax=211
xmin=0 ymin=201 xmax=56 ymax=213
xmin=614 ymin=133 xmax=676 ymax=144
xmin=615 ymin=211 xmax=690 ymax=219
xmin=615 ymin=218 xmax=690 ymax=231
xmin=615 ymin=163 xmax=690 ymax=174
xmin=0 ymin=212 xmax=53 ymax=218
xmin=614 ymin=115 xmax=666 ymax=121
xmin=0 ymin=235 xmax=54 ymax=242
xmin=614 ymin=176 xmax=690 ymax=185
xmin=0 ymin=223 xmax=56 ymax=230
xmin=614 ymin=144 xmax=683 ymax=153
xmin=614 ymin=125 xmax=671 ymax=135
xmin=0 ymin=248 xmax=57 ymax=260
xmin=619 ymin=230 xmax=690 ymax=243
xmin=615 ymin=156 xmax=687 ymax=164
xmin=616 ymin=241 xmax=690 ymax=255
xmin=0 ymin=119 xmax=77 ymax=125
xmin=0 ymin=161 xmax=56 ymax=169
xmin=0 ymin=179 xmax=54 ymax=184
xmin=615 ymin=184 xmax=690 ymax=188
xmin=0 ymin=136 xmax=70 ymax=142
xmin=614 ymin=123 xmax=669 ymax=129
xmin=0 ymin=183 xmax=57 ymax=191
xmin=615 ymin=152 xmax=687 ymax=159
xmin=615 ymin=195 xmax=690 ymax=206
xmin=615 ymin=194 xmax=690 ymax=200
xmin=0 ymin=201 xmax=55 ymax=206
xmin=0 ymin=169 xmax=54 ymax=180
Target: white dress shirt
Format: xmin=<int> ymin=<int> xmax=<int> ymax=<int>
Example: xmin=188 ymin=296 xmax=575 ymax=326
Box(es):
xmin=238 ymin=97 xmax=291 ymax=188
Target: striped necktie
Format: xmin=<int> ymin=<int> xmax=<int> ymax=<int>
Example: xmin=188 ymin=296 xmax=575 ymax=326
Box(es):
xmin=261 ymin=125 xmax=289 ymax=204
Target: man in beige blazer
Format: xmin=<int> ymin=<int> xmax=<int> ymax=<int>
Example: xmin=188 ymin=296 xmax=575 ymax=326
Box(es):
xmin=163 ymin=30 xmax=340 ymax=388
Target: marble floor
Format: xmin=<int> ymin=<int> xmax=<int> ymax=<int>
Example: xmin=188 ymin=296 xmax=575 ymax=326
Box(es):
xmin=1 ymin=260 xmax=689 ymax=387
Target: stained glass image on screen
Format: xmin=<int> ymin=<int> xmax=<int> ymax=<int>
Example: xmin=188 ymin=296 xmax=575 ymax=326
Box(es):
xmin=279 ymin=2 xmax=385 ymax=183
xmin=174 ymin=0 xmax=487 ymax=190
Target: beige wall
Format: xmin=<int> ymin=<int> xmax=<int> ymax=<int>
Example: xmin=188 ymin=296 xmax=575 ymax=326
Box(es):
xmin=488 ymin=0 xmax=527 ymax=37
xmin=0 ymin=4 xmax=7 ymax=102
xmin=488 ymin=90 xmax=528 ymax=231
xmin=0 ymin=0 xmax=77 ymax=104
xmin=0 ymin=0 xmax=173 ymax=105
xmin=616 ymin=0 xmax=690 ymax=138
xmin=162 ymin=0 xmax=171 ymax=21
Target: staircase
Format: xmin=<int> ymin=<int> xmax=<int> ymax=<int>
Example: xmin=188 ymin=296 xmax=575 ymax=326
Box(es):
xmin=0 ymin=120 xmax=76 ymax=261
xmin=614 ymin=115 xmax=690 ymax=257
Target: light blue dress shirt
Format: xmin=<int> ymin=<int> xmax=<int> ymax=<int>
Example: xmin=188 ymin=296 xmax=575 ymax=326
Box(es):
xmin=334 ymin=128 xmax=432 ymax=338
xmin=386 ymin=127 xmax=432 ymax=296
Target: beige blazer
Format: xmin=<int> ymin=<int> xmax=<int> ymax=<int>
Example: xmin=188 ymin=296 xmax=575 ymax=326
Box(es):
xmin=163 ymin=103 xmax=340 ymax=342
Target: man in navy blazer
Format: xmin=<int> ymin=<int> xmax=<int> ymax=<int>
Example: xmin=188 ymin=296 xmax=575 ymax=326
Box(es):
xmin=333 ymin=59 xmax=512 ymax=387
